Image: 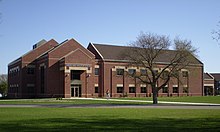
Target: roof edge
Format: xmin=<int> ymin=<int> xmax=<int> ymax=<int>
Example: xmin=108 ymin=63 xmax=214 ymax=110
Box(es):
xmin=89 ymin=42 xmax=104 ymax=59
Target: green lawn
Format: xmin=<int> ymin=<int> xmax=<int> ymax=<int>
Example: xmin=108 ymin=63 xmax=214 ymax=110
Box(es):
xmin=0 ymin=108 xmax=219 ymax=131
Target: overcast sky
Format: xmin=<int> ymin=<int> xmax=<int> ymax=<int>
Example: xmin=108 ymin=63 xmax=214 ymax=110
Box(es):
xmin=0 ymin=0 xmax=220 ymax=74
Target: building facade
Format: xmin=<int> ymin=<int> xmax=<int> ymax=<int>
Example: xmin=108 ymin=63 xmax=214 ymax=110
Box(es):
xmin=210 ymin=73 xmax=220 ymax=95
xmin=203 ymin=73 xmax=214 ymax=96
xmin=8 ymin=38 xmax=204 ymax=98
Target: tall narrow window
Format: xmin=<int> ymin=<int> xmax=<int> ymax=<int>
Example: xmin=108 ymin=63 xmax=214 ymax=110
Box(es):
xmin=95 ymin=87 xmax=99 ymax=93
xmin=27 ymin=67 xmax=35 ymax=74
xmin=95 ymin=68 xmax=99 ymax=75
xmin=183 ymin=87 xmax=189 ymax=93
xmin=40 ymin=67 xmax=45 ymax=93
xmin=153 ymin=70 xmax=158 ymax=76
xmin=162 ymin=87 xmax=168 ymax=93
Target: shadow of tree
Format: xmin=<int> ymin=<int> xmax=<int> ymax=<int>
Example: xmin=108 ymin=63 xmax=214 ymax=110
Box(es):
xmin=0 ymin=117 xmax=220 ymax=132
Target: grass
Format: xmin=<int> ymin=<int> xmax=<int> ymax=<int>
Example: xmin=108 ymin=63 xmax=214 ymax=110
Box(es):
xmin=0 ymin=107 xmax=220 ymax=131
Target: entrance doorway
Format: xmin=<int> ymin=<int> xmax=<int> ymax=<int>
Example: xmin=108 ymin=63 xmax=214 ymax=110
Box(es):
xmin=71 ymin=85 xmax=81 ymax=97
xmin=204 ymin=86 xmax=213 ymax=96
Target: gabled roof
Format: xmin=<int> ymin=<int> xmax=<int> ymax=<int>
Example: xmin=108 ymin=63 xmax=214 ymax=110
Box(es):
xmin=91 ymin=43 xmax=203 ymax=65
xmin=204 ymin=73 xmax=214 ymax=80
xmin=8 ymin=39 xmax=48 ymax=66
xmin=210 ymin=73 xmax=220 ymax=81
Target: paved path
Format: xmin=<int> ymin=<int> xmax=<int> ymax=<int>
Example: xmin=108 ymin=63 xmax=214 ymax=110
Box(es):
xmin=70 ymin=97 xmax=220 ymax=106
xmin=0 ymin=98 xmax=220 ymax=109
xmin=0 ymin=104 xmax=220 ymax=109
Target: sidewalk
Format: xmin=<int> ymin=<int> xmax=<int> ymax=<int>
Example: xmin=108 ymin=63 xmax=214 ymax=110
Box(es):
xmin=69 ymin=97 xmax=220 ymax=106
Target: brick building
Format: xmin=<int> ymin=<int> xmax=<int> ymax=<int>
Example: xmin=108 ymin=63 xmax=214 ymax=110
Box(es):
xmin=210 ymin=73 xmax=220 ymax=95
xmin=203 ymin=73 xmax=214 ymax=96
xmin=8 ymin=38 xmax=204 ymax=98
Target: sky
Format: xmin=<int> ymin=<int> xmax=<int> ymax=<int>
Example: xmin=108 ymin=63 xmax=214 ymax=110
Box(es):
xmin=0 ymin=0 xmax=220 ymax=74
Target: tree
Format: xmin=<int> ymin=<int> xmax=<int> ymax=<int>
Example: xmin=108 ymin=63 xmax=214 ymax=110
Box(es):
xmin=212 ymin=20 xmax=220 ymax=45
xmin=0 ymin=74 xmax=8 ymax=97
xmin=122 ymin=32 xmax=197 ymax=104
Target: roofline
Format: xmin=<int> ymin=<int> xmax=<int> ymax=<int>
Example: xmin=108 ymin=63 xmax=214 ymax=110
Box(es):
xmin=91 ymin=43 xmax=203 ymax=65
xmin=101 ymin=59 xmax=203 ymax=66
xmin=47 ymin=39 xmax=69 ymax=54
xmin=8 ymin=39 xmax=48 ymax=66
xmin=60 ymin=48 xmax=94 ymax=60
xmin=205 ymin=72 xmax=214 ymax=80
xmin=8 ymin=58 xmax=22 ymax=66
xmin=89 ymin=42 xmax=104 ymax=59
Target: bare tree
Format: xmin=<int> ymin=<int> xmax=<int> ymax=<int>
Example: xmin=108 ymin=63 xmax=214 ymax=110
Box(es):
xmin=212 ymin=20 xmax=220 ymax=45
xmin=0 ymin=74 xmax=8 ymax=97
xmin=122 ymin=32 xmax=198 ymax=104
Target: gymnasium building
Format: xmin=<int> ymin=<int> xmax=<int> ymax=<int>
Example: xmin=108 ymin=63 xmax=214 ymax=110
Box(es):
xmin=8 ymin=38 xmax=204 ymax=98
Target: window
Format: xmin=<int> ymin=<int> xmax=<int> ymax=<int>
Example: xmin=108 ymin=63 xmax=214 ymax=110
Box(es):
xmin=71 ymin=70 xmax=81 ymax=80
xmin=128 ymin=69 xmax=136 ymax=75
xmin=129 ymin=87 xmax=136 ymax=93
xmin=117 ymin=87 xmax=123 ymax=93
xmin=182 ymin=71 xmax=188 ymax=77
xmin=183 ymin=87 xmax=189 ymax=93
xmin=153 ymin=70 xmax=158 ymax=75
xmin=40 ymin=67 xmax=45 ymax=93
xmin=173 ymin=87 xmax=178 ymax=93
xmin=95 ymin=87 xmax=99 ymax=93
xmin=140 ymin=69 xmax=147 ymax=76
xmin=162 ymin=71 xmax=169 ymax=79
xmin=116 ymin=69 xmax=124 ymax=76
xmin=95 ymin=68 xmax=99 ymax=75
xmin=27 ymin=67 xmax=35 ymax=74
xmin=141 ymin=87 xmax=147 ymax=93
xmin=27 ymin=86 xmax=34 ymax=93
xmin=162 ymin=87 xmax=168 ymax=93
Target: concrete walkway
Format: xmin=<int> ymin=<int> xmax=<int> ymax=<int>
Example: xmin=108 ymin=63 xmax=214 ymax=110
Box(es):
xmin=0 ymin=98 xmax=220 ymax=109
xmin=69 ymin=97 xmax=220 ymax=106
xmin=0 ymin=104 xmax=220 ymax=109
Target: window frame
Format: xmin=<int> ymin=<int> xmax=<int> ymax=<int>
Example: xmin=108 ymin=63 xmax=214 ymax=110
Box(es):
xmin=95 ymin=86 xmax=99 ymax=93
xmin=141 ymin=87 xmax=147 ymax=93
xmin=172 ymin=87 xmax=178 ymax=93
xmin=129 ymin=87 xmax=136 ymax=93
xmin=95 ymin=68 xmax=99 ymax=76
xmin=27 ymin=67 xmax=35 ymax=75
xmin=182 ymin=71 xmax=188 ymax=77
xmin=140 ymin=69 xmax=147 ymax=76
xmin=116 ymin=69 xmax=124 ymax=76
xmin=117 ymin=87 xmax=124 ymax=93
xmin=128 ymin=69 xmax=136 ymax=75
xmin=162 ymin=87 xmax=168 ymax=93
xmin=183 ymin=87 xmax=189 ymax=93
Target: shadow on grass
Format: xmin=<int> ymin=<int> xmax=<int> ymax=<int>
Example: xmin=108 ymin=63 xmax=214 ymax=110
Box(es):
xmin=0 ymin=117 xmax=220 ymax=132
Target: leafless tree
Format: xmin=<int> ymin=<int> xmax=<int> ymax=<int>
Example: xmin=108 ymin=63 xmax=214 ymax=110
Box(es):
xmin=122 ymin=32 xmax=198 ymax=104
xmin=212 ymin=20 xmax=220 ymax=45
xmin=0 ymin=74 xmax=8 ymax=97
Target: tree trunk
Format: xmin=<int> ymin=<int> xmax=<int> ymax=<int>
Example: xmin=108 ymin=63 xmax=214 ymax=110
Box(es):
xmin=152 ymin=86 xmax=158 ymax=104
